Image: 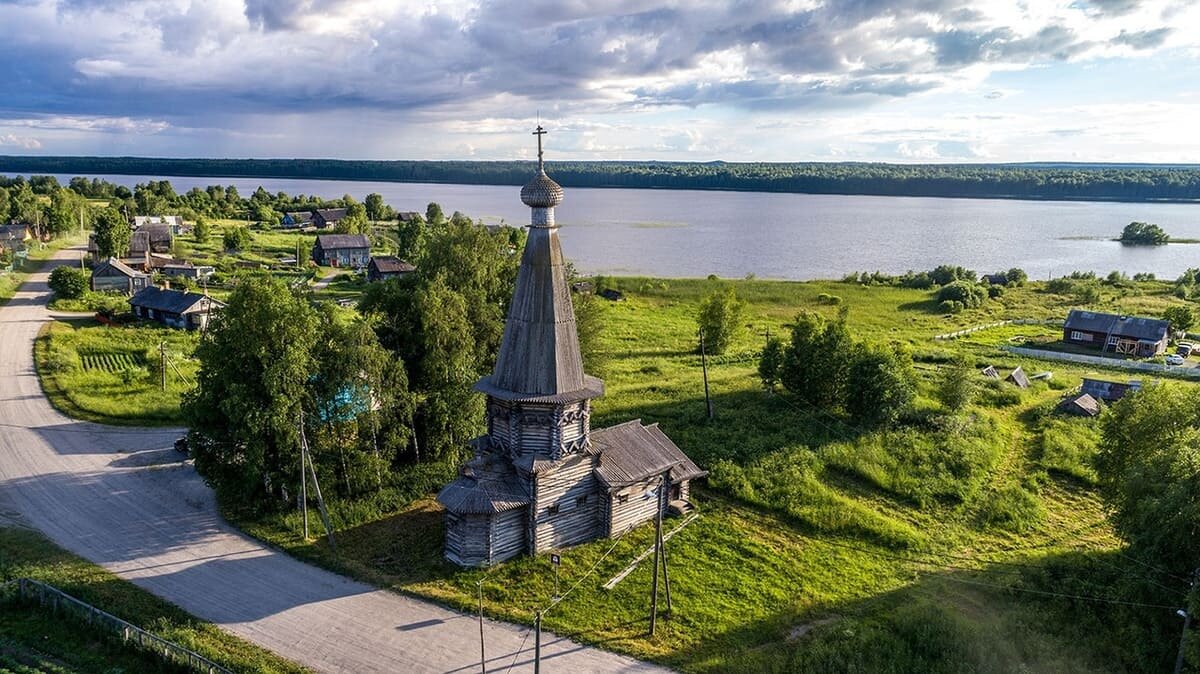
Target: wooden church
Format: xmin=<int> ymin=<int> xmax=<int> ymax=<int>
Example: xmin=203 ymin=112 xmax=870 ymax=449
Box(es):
xmin=437 ymin=128 xmax=706 ymax=567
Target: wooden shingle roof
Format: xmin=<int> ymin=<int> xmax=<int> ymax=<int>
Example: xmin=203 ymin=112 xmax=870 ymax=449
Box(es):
xmin=436 ymin=453 xmax=530 ymax=514
xmin=592 ymin=420 xmax=707 ymax=489
xmin=479 ymin=220 xmax=596 ymax=401
xmin=129 ymin=287 xmax=224 ymax=315
xmin=315 ymin=234 xmax=369 ymax=250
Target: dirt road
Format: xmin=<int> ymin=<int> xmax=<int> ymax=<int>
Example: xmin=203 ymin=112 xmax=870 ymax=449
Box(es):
xmin=0 ymin=250 xmax=662 ymax=673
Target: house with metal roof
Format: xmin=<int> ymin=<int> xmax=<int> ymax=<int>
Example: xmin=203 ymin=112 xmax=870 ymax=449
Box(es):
xmin=129 ymin=286 xmax=224 ymax=331
xmin=1081 ymin=377 xmax=1142 ymax=402
xmin=436 ymin=129 xmax=705 ymax=568
xmin=312 ymin=234 xmax=370 ymax=267
xmin=281 ymin=211 xmax=314 ymax=229
xmin=312 ymin=208 xmax=349 ymax=229
xmin=366 ymin=255 xmax=415 ymax=282
xmin=1063 ymin=309 xmax=1170 ymax=357
xmin=91 ymin=258 xmax=149 ymax=295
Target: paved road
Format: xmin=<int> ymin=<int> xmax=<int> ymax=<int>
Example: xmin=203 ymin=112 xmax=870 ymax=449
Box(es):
xmin=0 ymin=249 xmax=663 ymax=673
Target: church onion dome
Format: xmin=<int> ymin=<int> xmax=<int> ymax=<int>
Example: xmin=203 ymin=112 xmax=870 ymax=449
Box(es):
xmin=520 ymin=170 xmax=564 ymax=208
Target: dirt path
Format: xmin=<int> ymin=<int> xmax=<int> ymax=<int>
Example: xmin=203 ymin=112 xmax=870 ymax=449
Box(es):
xmin=0 ymin=248 xmax=663 ymax=673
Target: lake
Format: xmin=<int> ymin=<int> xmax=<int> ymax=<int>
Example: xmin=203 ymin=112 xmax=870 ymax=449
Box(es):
xmin=42 ymin=173 xmax=1200 ymax=281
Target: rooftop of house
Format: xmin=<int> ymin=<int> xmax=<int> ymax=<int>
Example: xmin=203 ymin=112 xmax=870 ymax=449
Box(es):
xmin=129 ymin=286 xmax=224 ymax=315
xmin=92 ymin=257 xmax=148 ymax=279
xmin=1064 ymin=309 xmax=1170 ymax=341
xmin=592 ymin=419 xmax=707 ymax=489
xmin=315 ymin=208 xmax=349 ymax=222
xmin=369 ymin=256 xmax=416 ymax=274
xmin=315 ymin=233 xmax=370 ymax=249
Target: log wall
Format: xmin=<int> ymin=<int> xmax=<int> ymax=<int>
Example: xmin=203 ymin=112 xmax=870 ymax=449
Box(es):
xmin=531 ymin=453 xmax=600 ymax=551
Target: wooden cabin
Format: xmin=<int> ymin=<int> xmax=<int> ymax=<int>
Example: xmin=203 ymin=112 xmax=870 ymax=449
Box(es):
xmin=366 ymin=256 xmax=415 ymax=282
xmin=129 ymin=286 xmax=224 ymax=330
xmin=312 ymin=234 xmax=370 ymax=267
xmin=91 ymin=258 xmax=149 ymax=295
xmin=437 ymin=152 xmax=705 ymax=568
xmin=1063 ymin=309 xmax=1169 ymax=357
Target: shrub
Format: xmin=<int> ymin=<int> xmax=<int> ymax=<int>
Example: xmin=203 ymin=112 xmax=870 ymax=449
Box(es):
xmin=222 ymin=225 xmax=252 ymax=252
xmin=816 ymin=293 xmax=842 ymax=305
xmin=1004 ymin=267 xmax=1028 ymax=286
xmin=697 ymin=287 xmax=745 ymax=355
xmin=938 ymin=299 xmax=964 ymax=314
xmin=1118 ymin=221 xmax=1169 ymax=245
xmin=987 ymin=284 xmax=1004 ymax=298
xmin=48 ymin=266 xmax=89 ymax=299
xmin=936 ymin=280 xmax=987 ymax=309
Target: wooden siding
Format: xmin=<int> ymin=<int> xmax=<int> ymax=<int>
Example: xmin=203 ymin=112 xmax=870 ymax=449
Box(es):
xmin=607 ymin=478 xmax=661 ymax=536
xmin=531 ymin=454 xmax=600 ymax=551
xmin=445 ymin=513 xmax=491 ymax=567
xmin=490 ymin=508 xmax=527 ymax=563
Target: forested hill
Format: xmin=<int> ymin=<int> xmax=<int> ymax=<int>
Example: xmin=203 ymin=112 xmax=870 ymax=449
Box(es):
xmin=3 ymin=155 xmax=1200 ymax=202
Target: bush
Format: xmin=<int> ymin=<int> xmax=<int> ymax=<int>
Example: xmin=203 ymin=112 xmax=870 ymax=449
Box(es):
xmin=986 ymin=284 xmax=1004 ymax=298
xmin=222 ymin=225 xmax=252 ymax=252
xmin=1118 ymin=221 xmax=1169 ymax=245
xmin=48 ymin=266 xmax=89 ymax=299
xmin=936 ymin=280 xmax=986 ymax=309
xmin=696 ymin=287 xmax=745 ymax=355
xmin=816 ymin=293 xmax=842 ymax=305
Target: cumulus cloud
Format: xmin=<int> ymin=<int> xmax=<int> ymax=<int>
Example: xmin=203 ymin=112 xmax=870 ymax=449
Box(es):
xmin=0 ymin=0 xmax=1195 ymax=158
xmin=0 ymin=133 xmax=41 ymax=149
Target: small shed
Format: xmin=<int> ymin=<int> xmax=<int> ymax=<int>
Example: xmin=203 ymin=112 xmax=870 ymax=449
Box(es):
xmin=129 ymin=287 xmax=224 ymax=330
xmin=981 ymin=273 xmax=1009 ymax=286
xmin=161 ymin=262 xmax=215 ymax=280
xmin=313 ymin=234 xmax=370 ymax=267
xmin=1059 ymin=393 xmax=1101 ymax=417
xmin=91 ymin=258 xmax=149 ymax=295
xmin=397 ymin=212 xmax=421 ymax=222
xmin=1081 ymin=377 xmax=1141 ymax=402
xmin=1006 ymin=366 xmax=1030 ymax=389
xmin=366 ymin=256 xmax=415 ymax=283
xmin=981 ymin=365 xmax=1000 ymax=378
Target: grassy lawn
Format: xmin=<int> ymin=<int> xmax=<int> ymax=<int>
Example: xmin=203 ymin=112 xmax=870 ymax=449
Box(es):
xmin=0 ymin=526 xmax=304 ymax=673
xmin=226 ymin=275 xmax=1195 ymax=672
xmin=35 ymin=319 xmax=198 ymax=426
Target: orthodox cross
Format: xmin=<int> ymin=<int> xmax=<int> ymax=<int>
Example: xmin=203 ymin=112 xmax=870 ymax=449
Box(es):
xmin=533 ymin=124 xmax=547 ymax=171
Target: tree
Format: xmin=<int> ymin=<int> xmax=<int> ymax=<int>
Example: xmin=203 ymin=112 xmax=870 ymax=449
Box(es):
xmin=1119 ymin=221 xmax=1169 ymax=245
xmin=223 ymin=225 xmax=251 ymax=252
xmin=183 ymin=277 xmax=320 ymax=503
xmin=936 ymin=355 xmax=976 ymax=413
xmin=696 ymin=287 xmax=745 ymax=355
xmin=936 ymin=280 xmax=987 ymax=311
xmin=425 ymin=202 xmax=445 ymax=225
xmin=395 ymin=214 xmax=426 ymax=262
xmin=48 ymin=266 xmax=88 ymax=299
xmin=1164 ymin=305 xmax=1195 ymax=335
xmin=364 ymin=193 xmax=390 ymax=221
xmin=92 ymin=207 xmax=131 ymax=259
xmin=758 ymin=335 xmax=784 ymax=391
xmin=334 ymin=212 xmax=370 ymax=234
xmin=845 ymin=344 xmax=915 ymax=428
xmin=48 ymin=188 xmax=91 ymax=237
xmin=193 ymin=218 xmax=212 ymax=243
xmin=253 ymin=204 xmax=281 ymax=229
xmin=1004 ymin=268 xmax=1027 ymax=286
xmin=1096 ymin=384 xmax=1200 ymax=578
xmin=779 ymin=311 xmax=854 ymax=410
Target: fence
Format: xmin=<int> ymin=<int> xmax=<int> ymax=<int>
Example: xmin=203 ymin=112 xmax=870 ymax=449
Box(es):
xmin=1003 ymin=346 xmax=1200 ymax=379
xmin=933 ymin=318 xmax=1063 ymax=341
xmin=0 ymin=578 xmax=232 ymax=674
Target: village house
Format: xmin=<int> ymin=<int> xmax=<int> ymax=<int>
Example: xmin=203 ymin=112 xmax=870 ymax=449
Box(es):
xmin=313 ymin=208 xmax=349 ymax=229
xmin=397 ymin=211 xmax=421 ymax=222
xmin=129 ymin=286 xmax=224 ymax=331
xmin=436 ymin=130 xmax=705 ymax=568
xmin=132 ymin=215 xmax=185 ymax=235
xmin=0 ymin=224 xmax=31 ymax=252
xmin=281 ymin=211 xmax=314 ymax=229
xmin=366 ymin=255 xmax=415 ymax=282
xmin=312 ymin=234 xmax=370 ymax=267
xmin=91 ymin=258 xmax=150 ymax=295
xmin=1062 ymin=309 xmax=1170 ymax=357
xmin=88 ymin=232 xmax=149 ymax=268
xmin=161 ymin=262 xmax=215 ymax=280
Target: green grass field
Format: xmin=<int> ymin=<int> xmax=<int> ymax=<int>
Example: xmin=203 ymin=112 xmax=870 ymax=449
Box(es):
xmin=229 ymin=274 xmax=1195 ymax=672
xmin=0 ymin=526 xmax=304 ymax=673
xmin=35 ymin=319 xmax=199 ymax=426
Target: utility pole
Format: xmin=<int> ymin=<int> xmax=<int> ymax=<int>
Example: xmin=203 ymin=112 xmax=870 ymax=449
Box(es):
xmin=533 ymin=611 xmax=542 ymax=674
xmin=299 ymin=412 xmax=309 ymax=541
xmin=159 ymin=342 xmax=166 ymax=392
xmin=477 ymin=580 xmax=486 ymax=674
xmin=649 ymin=473 xmax=666 ymax=636
xmin=659 ymin=502 xmax=673 ymax=615
xmin=699 ymin=327 xmax=713 ymax=420
xmin=1175 ymin=568 xmax=1199 ymax=674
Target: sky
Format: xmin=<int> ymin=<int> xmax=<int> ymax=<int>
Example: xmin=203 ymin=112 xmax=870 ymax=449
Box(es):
xmin=1 ymin=0 xmax=1198 ymax=163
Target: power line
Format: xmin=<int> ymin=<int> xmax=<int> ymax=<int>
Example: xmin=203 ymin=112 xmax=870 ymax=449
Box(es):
xmin=933 ymin=573 xmax=1183 ymax=611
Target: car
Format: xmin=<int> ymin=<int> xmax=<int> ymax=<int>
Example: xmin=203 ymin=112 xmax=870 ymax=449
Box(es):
xmin=1166 ymin=354 xmax=1185 ymax=366
xmin=174 ymin=437 xmax=189 ymax=455
xmin=1177 ymin=344 xmax=1193 ymax=357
